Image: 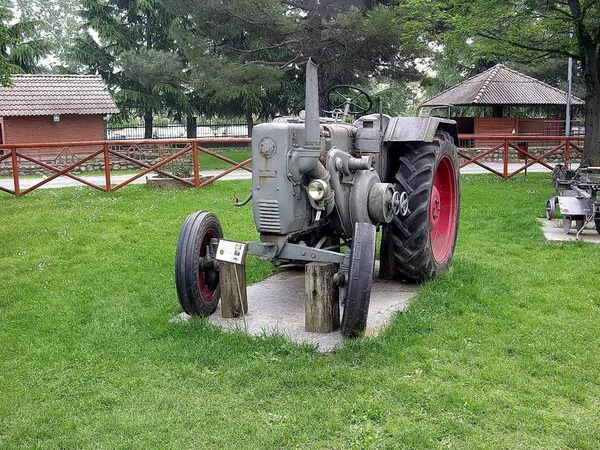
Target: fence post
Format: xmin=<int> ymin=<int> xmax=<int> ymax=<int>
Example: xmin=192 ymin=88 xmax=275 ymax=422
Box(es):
xmin=10 ymin=146 xmax=20 ymax=197
xmin=103 ymin=143 xmax=112 ymax=192
xmin=565 ymin=138 xmax=570 ymax=170
xmin=193 ymin=140 xmax=200 ymax=187
xmin=503 ymin=138 xmax=509 ymax=179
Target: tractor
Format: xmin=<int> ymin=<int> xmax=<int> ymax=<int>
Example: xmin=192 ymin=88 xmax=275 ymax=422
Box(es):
xmin=175 ymin=59 xmax=461 ymax=337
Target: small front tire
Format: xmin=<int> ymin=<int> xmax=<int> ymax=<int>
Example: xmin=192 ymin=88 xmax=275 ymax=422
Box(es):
xmin=175 ymin=211 xmax=223 ymax=316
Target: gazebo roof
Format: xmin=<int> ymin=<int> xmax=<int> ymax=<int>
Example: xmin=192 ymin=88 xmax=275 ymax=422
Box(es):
xmin=421 ymin=64 xmax=584 ymax=108
xmin=0 ymin=74 xmax=119 ymax=117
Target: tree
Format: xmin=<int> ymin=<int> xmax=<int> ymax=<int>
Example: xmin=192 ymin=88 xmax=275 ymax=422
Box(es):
xmin=72 ymin=0 xmax=190 ymax=138
xmin=0 ymin=6 xmax=18 ymax=85
xmin=0 ymin=3 xmax=51 ymax=84
xmin=163 ymin=0 xmax=428 ymax=120
xmin=415 ymin=0 xmax=600 ymax=165
xmin=10 ymin=0 xmax=81 ymax=70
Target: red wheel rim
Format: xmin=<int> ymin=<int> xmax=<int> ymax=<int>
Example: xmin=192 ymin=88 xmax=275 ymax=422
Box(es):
xmin=430 ymin=155 xmax=458 ymax=264
xmin=198 ymin=228 xmax=218 ymax=302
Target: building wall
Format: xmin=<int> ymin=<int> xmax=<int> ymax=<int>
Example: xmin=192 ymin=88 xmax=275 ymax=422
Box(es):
xmin=2 ymin=114 xmax=105 ymax=145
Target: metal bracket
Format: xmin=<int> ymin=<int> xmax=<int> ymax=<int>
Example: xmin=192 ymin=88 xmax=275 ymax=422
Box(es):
xmin=246 ymin=241 xmax=346 ymax=264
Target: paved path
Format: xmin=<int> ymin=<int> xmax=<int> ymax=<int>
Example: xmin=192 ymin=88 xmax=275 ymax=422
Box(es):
xmin=0 ymin=163 xmax=562 ymax=191
xmin=0 ymin=170 xmax=252 ymax=191
xmin=171 ymin=262 xmax=417 ymax=352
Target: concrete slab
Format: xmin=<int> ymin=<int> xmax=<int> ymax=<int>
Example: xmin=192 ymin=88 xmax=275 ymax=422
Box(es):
xmin=538 ymin=218 xmax=600 ymax=244
xmin=171 ymin=262 xmax=417 ymax=352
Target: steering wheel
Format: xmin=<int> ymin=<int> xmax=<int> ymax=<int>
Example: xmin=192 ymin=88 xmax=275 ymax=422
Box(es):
xmin=326 ymin=84 xmax=373 ymax=116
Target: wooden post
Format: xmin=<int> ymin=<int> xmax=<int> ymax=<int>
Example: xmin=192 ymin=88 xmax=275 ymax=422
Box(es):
xmin=305 ymin=262 xmax=339 ymax=333
xmin=219 ymin=262 xmax=248 ymax=318
xmin=503 ymin=138 xmax=509 ymax=179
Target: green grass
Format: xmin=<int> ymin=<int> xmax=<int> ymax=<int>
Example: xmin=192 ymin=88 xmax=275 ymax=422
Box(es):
xmin=1 ymin=174 xmax=599 ymax=449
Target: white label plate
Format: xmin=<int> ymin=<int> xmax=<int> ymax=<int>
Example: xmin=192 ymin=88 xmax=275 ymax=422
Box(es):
xmin=215 ymin=240 xmax=247 ymax=265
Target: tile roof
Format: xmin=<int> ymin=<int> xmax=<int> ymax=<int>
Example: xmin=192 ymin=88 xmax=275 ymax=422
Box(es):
xmin=0 ymin=74 xmax=119 ymax=117
xmin=421 ymin=64 xmax=584 ymax=107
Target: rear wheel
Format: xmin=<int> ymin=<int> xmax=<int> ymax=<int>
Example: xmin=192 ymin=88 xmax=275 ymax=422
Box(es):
xmin=340 ymin=222 xmax=376 ymax=338
xmin=383 ymin=132 xmax=460 ymax=281
xmin=596 ymin=219 xmax=600 ymax=235
xmin=175 ymin=211 xmax=223 ymax=316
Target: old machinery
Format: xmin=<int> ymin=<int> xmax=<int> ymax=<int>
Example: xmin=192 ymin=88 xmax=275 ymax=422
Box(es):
xmin=175 ymin=59 xmax=461 ymax=337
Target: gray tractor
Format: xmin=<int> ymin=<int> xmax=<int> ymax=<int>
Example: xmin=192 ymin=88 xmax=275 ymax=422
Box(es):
xmin=175 ymin=59 xmax=461 ymax=337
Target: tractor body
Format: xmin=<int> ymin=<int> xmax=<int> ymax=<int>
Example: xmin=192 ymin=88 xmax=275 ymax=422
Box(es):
xmin=175 ymin=59 xmax=461 ymax=337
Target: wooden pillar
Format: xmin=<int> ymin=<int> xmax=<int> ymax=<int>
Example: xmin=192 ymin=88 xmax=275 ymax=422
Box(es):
xmin=219 ymin=262 xmax=248 ymax=318
xmin=305 ymin=262 xmax=339 ymax=333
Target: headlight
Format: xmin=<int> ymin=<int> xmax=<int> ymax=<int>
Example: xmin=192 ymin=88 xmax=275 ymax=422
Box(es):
xmin=308 ymin=179 xmax=328 ymax=201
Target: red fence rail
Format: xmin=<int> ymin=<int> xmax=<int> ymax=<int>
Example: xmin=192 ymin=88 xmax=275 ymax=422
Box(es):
xmin=0 ymin=138 xmax=251 ymax=196
xmin=0 ymin=134 xmax=587 ymax=196
xmin=456 ymin=135 xmax=584 ymax=179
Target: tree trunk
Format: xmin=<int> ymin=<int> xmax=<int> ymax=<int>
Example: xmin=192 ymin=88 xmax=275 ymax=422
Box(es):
xmin=583 ymin=65 xmax=600 ymax=166
xmin=186 ymin=116 xmax=197 ymax=138
xmin=144 ymin=109 xmax=153 ymax=139
xmin=245 ymin=109 xmax=254 ymax=137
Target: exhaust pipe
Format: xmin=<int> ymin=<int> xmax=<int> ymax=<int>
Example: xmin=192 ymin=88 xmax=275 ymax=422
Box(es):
xmin=288 ymin=58 xmax=322 ymax=182
xmin=304 ymin=58 xmax=320 ymax=150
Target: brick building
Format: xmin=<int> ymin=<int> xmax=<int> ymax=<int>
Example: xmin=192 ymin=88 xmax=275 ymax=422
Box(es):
xmin=0 ymin=74 xmax=118 ymax=148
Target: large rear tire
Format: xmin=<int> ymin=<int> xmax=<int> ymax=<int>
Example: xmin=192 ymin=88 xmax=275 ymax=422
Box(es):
xmin=340 ymin=222 xmax=376 ymax=338
xmin=383 ymin=132 xmax=460 ymax=281
xmin=175 ymin=211 xmax=223 ymax=316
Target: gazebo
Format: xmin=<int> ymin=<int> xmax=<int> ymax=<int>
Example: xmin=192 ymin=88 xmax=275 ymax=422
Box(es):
xmin=420 ymin=64 xmax=584 ymax=146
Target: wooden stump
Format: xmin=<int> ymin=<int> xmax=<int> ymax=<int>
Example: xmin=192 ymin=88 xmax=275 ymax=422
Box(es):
xmin=378 ymin=225 xmax=395 ymax=280
xmin=219 ymin=261 xmax=248 ymax=318
xmin=305 ymin=262 xmax=339 ymax=333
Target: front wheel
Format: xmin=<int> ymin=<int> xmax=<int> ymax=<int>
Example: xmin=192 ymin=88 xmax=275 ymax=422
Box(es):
xmin=175 ymin=211 xmax=223 ymax=316
xmin=546 ymin=198 xmax=556 ymax=219
xmin=563 ymin=216 xmax=572 ymax=234
xmin=340 ymin=222 xmax=376 ymax=338
xmin=382 ymin=132 xmax=460 ymax=282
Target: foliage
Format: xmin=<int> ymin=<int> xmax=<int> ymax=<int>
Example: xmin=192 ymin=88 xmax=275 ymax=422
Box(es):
xmin=0 ymin=5 xmax=18 ymax=85
xmin=72 ymin=0 xmax=191 ymax=137
xmin=9 ymin=0 xmax=81 ymax=70
xmin=163 ymin=0 xmax=429 ymax=120
xmin=372 ymin=83 xmax=421 ymax=117
xmin=0 ymin=4 xmax=50 ymax=84
xmin=411 ymin=0 xmax=600 ymax=164
xmin=1 ymin=174 xmax=600 ymax=448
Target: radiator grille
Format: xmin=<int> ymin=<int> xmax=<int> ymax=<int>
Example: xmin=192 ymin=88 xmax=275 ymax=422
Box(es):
xmin=258 ymin=199 xmax=282 ymax=233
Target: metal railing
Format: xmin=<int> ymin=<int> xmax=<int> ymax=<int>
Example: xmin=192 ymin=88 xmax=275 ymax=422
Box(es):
xmin=105 ymin=122 xmax=250 ymax=140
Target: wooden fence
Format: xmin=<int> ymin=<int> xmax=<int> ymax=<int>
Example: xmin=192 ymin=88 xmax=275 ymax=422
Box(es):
xmin=0 ymin=134 xmax=587 ymax=196
xmin=0 ymin=138 xmax=251 ymax=197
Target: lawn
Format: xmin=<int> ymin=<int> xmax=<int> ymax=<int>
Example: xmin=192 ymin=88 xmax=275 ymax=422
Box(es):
xmin=0 ymin=174 xmax=599 ymax=449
